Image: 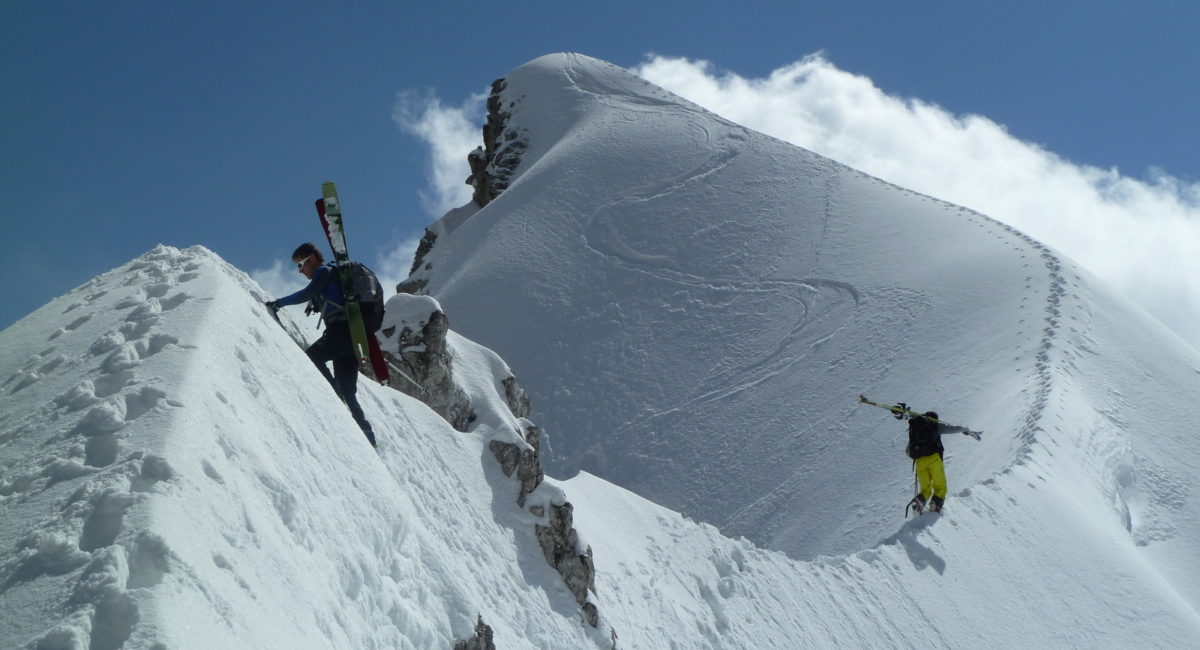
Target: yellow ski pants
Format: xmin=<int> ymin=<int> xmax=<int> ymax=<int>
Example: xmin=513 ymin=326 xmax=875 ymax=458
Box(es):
xmin=914 ymin=453 xmax=947 ymax=502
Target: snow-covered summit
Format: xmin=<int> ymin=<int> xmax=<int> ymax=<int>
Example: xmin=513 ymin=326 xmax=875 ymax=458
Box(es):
xmin=408 ymin=51 xmax=1200 ymax=631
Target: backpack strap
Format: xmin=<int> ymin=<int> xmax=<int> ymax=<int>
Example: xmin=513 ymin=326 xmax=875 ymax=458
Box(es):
xmin=308 ymin=264 xmax=338 ymax=295
xmin=307 ymin=264 xmax=347 ymax=324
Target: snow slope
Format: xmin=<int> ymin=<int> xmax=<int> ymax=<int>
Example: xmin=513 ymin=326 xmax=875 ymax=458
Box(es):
xmin=0 ymin=246 xmax=608 ymax=648
xmin=1 ymin=53 xmax=1199 ymax=649
xmin=407 ymin=53 xmax=1200 ymax=639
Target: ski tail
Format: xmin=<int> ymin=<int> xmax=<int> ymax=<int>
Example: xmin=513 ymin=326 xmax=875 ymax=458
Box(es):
xmin=366 ymin=331 xmax=390 ymax=384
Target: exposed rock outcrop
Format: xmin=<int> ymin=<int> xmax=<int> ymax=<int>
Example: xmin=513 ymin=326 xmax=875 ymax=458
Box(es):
xmin=378 ymin=293 xmax=602 ymax=629
xmin=534 ymin=502 xmax=598 ymax=628
xmin=468 ymin=78 xmax=528 ymax=208
xmin=488 ymin=421 xmax=544 ymax=508
xmin=386 ymin=75 xmax=601 ymax=631
xmin=452 ymin=615 xmax=496 ymax=650
xmin=406 ymin=228 xmax=438 ymax=278
xmin=503 ymin=376 xmax=531 ymax=419
xmin=488 ymin=417 xmax=599 ymax=628
xmin=377 ymin=294 xmax=473 ymax=431
xmin=398 ymin=76 xmax=528 ymax=296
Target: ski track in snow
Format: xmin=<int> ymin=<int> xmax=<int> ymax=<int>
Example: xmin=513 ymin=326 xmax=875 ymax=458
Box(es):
xmin=578 ymin=118 xmax=861 ymax=443
xmin=564 ymin=52 xmax=715 ymax=118
xmin=521 ymin=53 xmax=1089 ymax=560
xmin=566 ymin=86 xmax=1073 ymax=551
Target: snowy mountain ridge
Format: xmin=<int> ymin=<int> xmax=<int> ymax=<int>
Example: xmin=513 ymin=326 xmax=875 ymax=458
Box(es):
xmin=408 ymin=53 xmax=1200 ymax=642
xmin=1 ymin=52 xmax=1199 ymax=649
xmin=0 ymin=245 xmax=615 ymax=648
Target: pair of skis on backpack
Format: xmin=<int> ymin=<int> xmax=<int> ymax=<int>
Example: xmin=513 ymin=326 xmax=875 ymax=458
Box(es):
xmin=316 ymin=182 xmax=390 ymax=384
xmin=858 ymin=394 xmax=982 ymax=440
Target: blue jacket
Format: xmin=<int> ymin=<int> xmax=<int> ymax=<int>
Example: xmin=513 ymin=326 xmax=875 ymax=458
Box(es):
xmin=275 ymin=264 xmax=346 ymax=322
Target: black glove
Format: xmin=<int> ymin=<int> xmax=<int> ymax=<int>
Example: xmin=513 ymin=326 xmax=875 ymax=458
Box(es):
xmin=264 ymin=300 xmax=279 ymax=312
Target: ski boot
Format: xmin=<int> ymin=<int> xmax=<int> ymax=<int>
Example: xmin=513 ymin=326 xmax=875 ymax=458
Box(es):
xmin=929 ymin=496 xmax=944 ymax=514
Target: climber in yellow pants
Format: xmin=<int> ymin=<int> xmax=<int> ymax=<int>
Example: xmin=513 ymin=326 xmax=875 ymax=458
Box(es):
xmin=904 ymin=410 xmax=968 ymax=514
xmin=914 ymin=452 xmax=947 ymax=506
xmin=858 ymin=396 xmax=981 ymax=516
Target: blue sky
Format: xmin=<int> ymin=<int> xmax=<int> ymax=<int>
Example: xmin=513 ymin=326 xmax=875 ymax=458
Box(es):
xmin=5 ymin=1 xmax=1199 ymax=345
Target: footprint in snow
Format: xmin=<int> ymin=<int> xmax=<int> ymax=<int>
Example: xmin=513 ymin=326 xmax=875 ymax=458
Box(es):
xmin=6 ymin=347 xmax=69 ymax=394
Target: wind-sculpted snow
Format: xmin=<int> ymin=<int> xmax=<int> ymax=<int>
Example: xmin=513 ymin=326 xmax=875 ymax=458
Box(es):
xmin=406 ymin=52 xmax=1200 ymax=642
xmin=412 ymin=53 xmax=1054 ymax=557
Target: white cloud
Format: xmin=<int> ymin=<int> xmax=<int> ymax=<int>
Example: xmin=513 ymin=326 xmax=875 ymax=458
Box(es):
xmin=373 ymin=233 xmax=422 ymax=297
xmin=393 ymin=89 xmax=485 ymax=217
xmin=634 ymin=54 xmax=1200 ymax=351
xmin=250 ymin=259 xmax=298 ymax=303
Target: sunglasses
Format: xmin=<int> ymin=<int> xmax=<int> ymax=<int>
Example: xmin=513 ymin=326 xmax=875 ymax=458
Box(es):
xmin=295 ymin=254 xmax=313 ymax=270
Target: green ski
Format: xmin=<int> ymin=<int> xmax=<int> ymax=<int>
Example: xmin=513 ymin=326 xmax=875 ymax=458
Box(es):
xmin=317 ymin=182 xmax=371 ymax=367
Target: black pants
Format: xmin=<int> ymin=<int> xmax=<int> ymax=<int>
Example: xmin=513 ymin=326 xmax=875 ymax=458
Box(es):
xmin=306 ymin=320 xmax=374 ymax=443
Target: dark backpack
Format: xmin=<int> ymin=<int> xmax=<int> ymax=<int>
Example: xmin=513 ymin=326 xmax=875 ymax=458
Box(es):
xmin=906 ymin=415 xmax=942 ymax=459
xmin=312 ymin=261 xmax=385 ymax=332
xmin=345 ymin=261 xmax=385 ymax=333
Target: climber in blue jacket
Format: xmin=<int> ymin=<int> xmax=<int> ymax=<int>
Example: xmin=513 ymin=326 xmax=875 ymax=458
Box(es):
xmin=265 ymin=243 xmax=375 ymax=447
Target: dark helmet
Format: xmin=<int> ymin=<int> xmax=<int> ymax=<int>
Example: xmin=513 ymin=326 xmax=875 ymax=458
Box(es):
xmin=924 ymin=411 xmax=938 ymax=420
